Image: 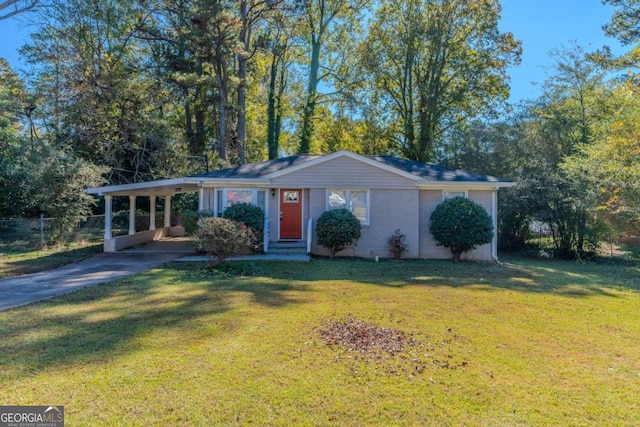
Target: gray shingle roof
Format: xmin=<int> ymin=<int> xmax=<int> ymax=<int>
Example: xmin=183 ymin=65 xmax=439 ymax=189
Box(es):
xmin=189 ymin=153 xmax=511 ymax=183
xmin=189 ymin=155 xmax=320 ymax=179
xmin=369 ymin=156 xmax=511 ymax=183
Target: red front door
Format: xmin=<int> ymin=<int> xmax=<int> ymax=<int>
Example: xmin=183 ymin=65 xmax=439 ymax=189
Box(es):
xmin=280 ymin=189 xmax=302 ymax=239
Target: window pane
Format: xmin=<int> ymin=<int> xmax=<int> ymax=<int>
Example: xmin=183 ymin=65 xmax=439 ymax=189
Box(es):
xmin=227 ymin=190 xmax=252 ymax=206
xmin=283 ymin=191 xmax=299 ymax=203
xmin=216 ymin=190 xmax=223 ymax=216
xmin=444 ymin=191 xmax=465 ymax=200
xmin=328 ymin=190 xmax=346 ymax=210
xmin=350 ymin=191 xmax=367 ymax=223
xmin=257 ymin=190 xmax=265 ymax=211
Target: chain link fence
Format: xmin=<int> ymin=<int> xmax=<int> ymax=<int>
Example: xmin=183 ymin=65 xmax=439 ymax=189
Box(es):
xmin=0 ymin=213 xmax=164 ymax=252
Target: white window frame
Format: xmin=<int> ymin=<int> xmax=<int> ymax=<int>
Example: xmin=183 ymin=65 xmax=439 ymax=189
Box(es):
xmin=214 ymin=188 xmax=266 ymax=216
xmin=326 ymin=189 xmax=370 ymax=225
xmin=442 ymin=190 xmax=468 ymax=201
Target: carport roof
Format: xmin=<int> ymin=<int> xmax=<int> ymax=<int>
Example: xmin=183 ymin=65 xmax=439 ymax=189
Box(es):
xmin=84 ymin=178 xmax=201 ymax=197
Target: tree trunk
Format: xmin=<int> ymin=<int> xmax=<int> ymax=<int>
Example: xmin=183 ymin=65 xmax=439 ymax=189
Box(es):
xmin=299 ymin=38 xmax=321 ymax=154
xmin=215 ymin=53 xmax=228 ymax=161
xmin=417 ymin=90 xmax=435 ymax=162
xmin=184 ymin=86 xmax=195 ymax=154
xmin=217 ymin=90 xmax=227 ymax=161
xmin=236 ymin=56 xmax=247 ymax=163
xmin=192 ymin=58 xmax=207 ymax=156
xmin=236 ymin=0 xmax=249 ymax=164
xmin=267 ymin=55 xmax=279 ymax=159
xmin=274 ymin=61 xmax=287 ymax=156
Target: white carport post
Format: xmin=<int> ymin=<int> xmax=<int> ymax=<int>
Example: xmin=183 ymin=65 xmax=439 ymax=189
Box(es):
xmin=164 ymin=195 xmax=172 ymax=228
xmin=104 ymin=195 xmax=113 ymax=240
xmin=149 ymin=195 xmax=156 ymax=230
xmin=129 ymin=195 xmax=136 ymax=235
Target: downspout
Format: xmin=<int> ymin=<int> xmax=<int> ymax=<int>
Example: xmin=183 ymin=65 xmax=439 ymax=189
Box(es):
xmin=264 ymin=189 xmax=270 ymax=253
xmin=492 ymin=187 xmax=499 ymax=262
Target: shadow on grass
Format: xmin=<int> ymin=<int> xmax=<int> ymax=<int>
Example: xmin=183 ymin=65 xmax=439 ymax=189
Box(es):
xmin=0 ymin=244 xmax=103 ymax=278
xmin=0 ymin=267 xmax=308 ymax=381
xmin=175 ymin=255 xmax=640 ymax=298
xmin=1 ymin=256 xmax=636 ymax=381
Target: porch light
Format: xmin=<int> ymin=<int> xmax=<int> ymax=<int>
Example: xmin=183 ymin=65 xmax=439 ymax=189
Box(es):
xmin=271 ymin=188 xmax=276 ymax=197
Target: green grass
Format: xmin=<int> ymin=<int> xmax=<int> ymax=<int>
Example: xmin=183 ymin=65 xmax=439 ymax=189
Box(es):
xmin=0 ymin=243 xmax=103 ymax=278
xmin=1 ymin=257 xmax=640 ymax=425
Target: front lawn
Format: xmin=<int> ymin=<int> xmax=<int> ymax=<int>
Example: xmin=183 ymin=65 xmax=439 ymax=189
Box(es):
xmin=1 ymin=257 xmax=639 ymax=426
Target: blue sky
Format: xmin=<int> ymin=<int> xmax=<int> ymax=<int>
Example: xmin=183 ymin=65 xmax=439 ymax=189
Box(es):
xmin=500 ymin=0 xmax=625 ymax=102
xmin=0 ymin=0 xmax=628 ymax=103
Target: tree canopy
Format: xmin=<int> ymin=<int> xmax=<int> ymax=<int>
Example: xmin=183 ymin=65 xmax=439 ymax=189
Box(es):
xmin=361 ymin=0 xmax=521 ymax=161
xmin=1 ymin=0 xmax=639 ymax=256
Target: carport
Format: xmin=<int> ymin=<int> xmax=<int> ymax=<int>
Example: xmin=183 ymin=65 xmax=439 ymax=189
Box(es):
xmin=85 ymin=178 xmax=202 ymax=252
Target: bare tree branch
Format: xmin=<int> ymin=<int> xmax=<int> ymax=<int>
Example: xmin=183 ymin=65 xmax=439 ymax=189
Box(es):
xmin=0 ymin=0 xmax=38 ymax=20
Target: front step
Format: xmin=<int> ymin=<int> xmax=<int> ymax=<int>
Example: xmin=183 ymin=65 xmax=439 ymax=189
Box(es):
xmin=268 ymin=241 xmax=308 ymax=255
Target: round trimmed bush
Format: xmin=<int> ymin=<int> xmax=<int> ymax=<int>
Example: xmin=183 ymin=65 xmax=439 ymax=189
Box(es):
xmin=316 ymin=209 xmax=362 ymax=258
xmin=429 ymin=197 xmax=494 ymax=262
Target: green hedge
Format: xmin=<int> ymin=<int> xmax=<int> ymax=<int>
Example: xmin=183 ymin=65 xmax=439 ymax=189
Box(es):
xmin=316 ymin=209 xmax=362 ymax=258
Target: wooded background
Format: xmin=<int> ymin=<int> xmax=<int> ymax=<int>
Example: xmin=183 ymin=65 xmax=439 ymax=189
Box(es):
xmin=0 ymin=0 xmax=638 ymax=257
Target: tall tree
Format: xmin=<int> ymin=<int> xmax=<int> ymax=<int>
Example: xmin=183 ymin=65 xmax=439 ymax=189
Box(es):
xmin=296 ymin=0 xmax=368 ymax=154
xmin=138 ymin=0 xmax=211 ymax=158
xmin=563 ymin=80 xmax=640 ymax=236
xmin=545 ymin=43 xmax=609 ymax=147
xmin=213 ymin=2 xmax=239 ymax=161
xmin=236 ymin=0 xmax=282 ymax=163
xmin=0 ymin=58 xmax=33 ymax=218
xmin=361 ymin=0 xmax=521 ymax=162
xmin=499 ymin=45 xmax=611 ymax=257
xmin=22 ymin=0 xmax=173 ymax=184
xmin=263 ymin=8 xmax=300 ymax=159
xmin=0 ymin=58 xmax=107 ymax=227
xmin=142 ymin=0 xmax=242 ymax=163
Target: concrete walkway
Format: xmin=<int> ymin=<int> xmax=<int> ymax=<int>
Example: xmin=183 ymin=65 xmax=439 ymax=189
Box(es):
xmin=0 ymin=253 xmax=182 ymax=311
xmin=122 ymin=238 xmax=311 ymax=262
xmin=177 ymin=254 xmax=311 ymax=262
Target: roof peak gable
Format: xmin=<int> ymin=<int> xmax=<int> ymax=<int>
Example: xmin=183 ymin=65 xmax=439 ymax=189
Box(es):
xmin=263 ymin=150 xmax=423 ymax=182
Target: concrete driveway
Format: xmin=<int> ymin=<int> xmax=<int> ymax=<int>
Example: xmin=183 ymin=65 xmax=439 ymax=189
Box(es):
xmin=0 ymin=253 xmax=182 ymax=311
